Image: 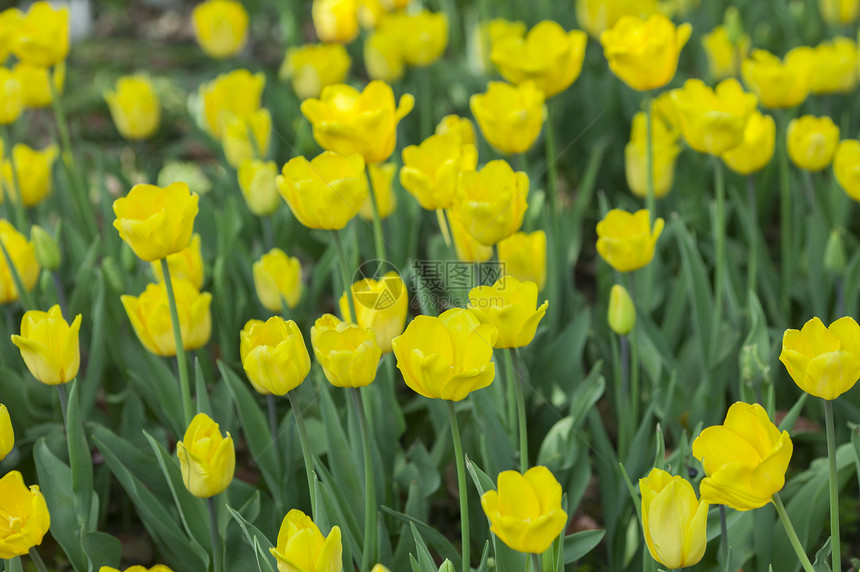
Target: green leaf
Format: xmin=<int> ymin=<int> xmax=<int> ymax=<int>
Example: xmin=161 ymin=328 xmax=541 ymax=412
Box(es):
xmin=563 ymin=530 xmax=605 ymax=564
xmin=195 ymin=357 xmax=212 ymax=416
xmin=65 ymin=379 xmax=94 ymax=527
xmin=226 ymin=505 xmax=277 ymax=572
xmin=81 ymin=529 xmax=122 ymax=570
xmin=380 ymin=506 xmax=459 ymax=565
xmin=410 ymin=522 xmax=438 ymax=572
xmin=673 ymin=218 xmax=714 ymax=369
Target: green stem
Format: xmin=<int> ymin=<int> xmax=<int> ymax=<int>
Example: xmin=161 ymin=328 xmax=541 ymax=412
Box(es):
xmin=447 ymin=400 xmax=470 ymax=572
xmin=711 ymin=159 xmax=726 ymax=363
xmin=626 ymin=273 xmax=640 ymax=426
xmin=772 ymin=493 xmax=815 ymax=572
xmin=27 ymin=548 xmax=48 ymax=572
xmin=288 ymin=390 xmax=317 ymax=518
xmin=544 ymin=100 xmax=558 ymax=221
xmin=508 ymin=348 xmax=529 ymax=473
xmin=365 ymin=166 xmax=387 ymax=262
xmin=57 ymin=382 xmax=69 ymax=429
xmin=501 ymin=344 xmax=517 ymax=439
xmin=207 ymin=497 xmax=223 ymax=572
xmin=825 ymin=400 xmax=842 ymax=572
xmin=419 ymin=67 xmax=433 ymax=139
xmin=350 ymin=388 xmax=377 ymax=571
xmin=160 ymin=258 xmax=193 ymax=427
xmin=644 ymin=93 xmax=655 ymax=223
xmin=0 ymin=233 xmax=36 ymax=311
xmin=746 ymin=176 xmax=758 ymax=296
xmin=0 ymin=124 xmax=28 ymax=232
xmin=779 ymin=116 xmax=792 ymax=316
xmin=530 ymin=552 xmax=542 ymax=572
xmin=719 ymin=504 xmax=729 ymax=567
xmin=333 ymin=229 xmax=357 ymax=323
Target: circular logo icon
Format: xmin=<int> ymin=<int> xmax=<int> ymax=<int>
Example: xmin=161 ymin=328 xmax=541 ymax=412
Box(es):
xmin=351 ymin=259 xmax=404 ymax=311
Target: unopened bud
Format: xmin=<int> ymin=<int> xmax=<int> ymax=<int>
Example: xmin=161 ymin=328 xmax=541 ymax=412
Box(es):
xmin=608 ymin=284 xmax=636 ymax=336
xmin=438 ymin=561 xmax=456 ymax=572
xmin=824 ymin=228 xmax=846 ymax=274
xmin=724 ymin=7 xmax=744 ymax=47
xmin=30 ymin=225 xmax=60 ymax=271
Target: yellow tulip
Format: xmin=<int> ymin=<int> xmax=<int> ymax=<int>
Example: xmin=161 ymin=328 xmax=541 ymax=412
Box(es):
xmin=150 ymin=233 xmax=204 ymax=290
xmin=199 ymin=69 xmax=265 ymax=140
xmin=810 ymin=37 xmax=858 ymax=95
xmin=2 ymin=143 xmax=59 ymax=207
xmin=0 ymin=67 xmax=22 ymax=125
xmin=270 ymin=509 xmax=342 ymax=572
xmin=240 ymin=316 xmax=311 ymax=396
xmin=104 ymin=75 xmax=161 ymax=141
xmin=453 ymin=160 xmax=529 ymax=247
xmin=449 ymin=209 xmax=493 ymax=263
xmin=0 ymin=9 xmax=23 ymax=64
xmin=491 ymin=20 xmax=588 ymax=98
xmin=0 ymin=403 xmax=14 ymax=460
xmin=176 ymin=413 xmax=235 ymax=498
xmin=280 ymin=43 xmax=351 ymax=101
xmin=779 ymin=316 xmax=860 ymax=400
xmin=113 ymin=182 xmax=199 ymax=262
xmin=576 ymin=0 xmax=659 ymax=38
xmin=0 ymin=471 xmax=50 ymax=559
xmin=787 ymin=115 xmax=840 ymax=172
xmin=238 ymin=159 xmax=281 ymax=217
xmin=596 ymin=209 xmax=664 ymax=273
xmin=11 ymin=305 xmax=81 ymax=386
xmin=701 ymin=26 xmax=750 ymax=80
xmin=338 ymin=271 xmax=407 ymax=353
xmin=721 ymin=111 xmax=776 ymax=176
xmin=191 ymin=0 xmax=248 ymax=59
xmin=310 ymin=313 xmax=382 ymax=388
xmin=625 ymin=111 xmax=680 ymax=199
xmin=359 ymin=162 xmax=397 ymax=220
xmin=497 ymin=230 xmax=547 ymax=291
xmin=436 ymin=115 xmax=477 ymax=148
xmin=0 ymin=219 xmax=40 ymax=305
xmin=396 ymin=11 xmax=449 ymax=66
xmin=834 ymin=139 xmax=860 ymax=201
xmin=99 ymin=566 xmax=174 ymax=572
xmin=15 ymin=61 xmax=64 ymax=108
xmin=364 ymin=24 xmax=406 ymax=82
xmin=480 ymin=466 xmax=567 ymax=554
xmin=608 ymin=284 xmax=636 ymax=335
xmin=639 ymin=468 xmax=708 ymax=569
xmin=820 ymin=0 xmax=860 ymax=24
xmin=276 ymin=151 xmax=368 ymax=230
xmin=600 ymin=14 xmax=691 ymax=92
xmin=391 ymin=308 xmax=498 ymax=401
xmin=400 ymin=133 xmax=478 ymax=210
xmin=253 ymin=248 xmax=303 ymax=313
xmin=470 ymin=81 xmax=545 ymax=154
xmin=11 ymin=1 xmax=68 ymax=68
xmin=221 ymin=108 xmax=272 ymax=168
xmin=741 ymin=48 xmax=814 ymax=109
xmin=313 ymin=0 xmax=360 ymax=44
xmin=301 ymin=80 xmax=414 ymax=163
xmin=121 ymin=279 xmax=212 ymax=356
xmin=470 ymin=18 xmax=527 ymax=74
xmin=468 ymin=275 xmax=548 ymax=347
xmin=369 ymin=566 xmax=390 ymax=572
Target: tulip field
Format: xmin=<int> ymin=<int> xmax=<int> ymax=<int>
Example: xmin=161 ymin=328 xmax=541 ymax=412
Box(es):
xmin=5 ymin=0 xmax=860 ymax=570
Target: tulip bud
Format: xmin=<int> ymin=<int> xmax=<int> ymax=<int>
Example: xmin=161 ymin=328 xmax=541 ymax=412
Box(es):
xmin=176 ymin=413 xmax=235 ymax=498
xmin=11 ymin=305 xmax=81 ymax=386
xmin=438 ymin=561 xmax=455 ymax=572
xmin=191 ymin=0 xmax=248 ymax=60
xmin=311 ymin=314 xmax=382 ymax=388
xmin=468 ymin=276 xmax=548 ymax=349
xmin=240 ymin=317 xmax=311 ymax=395
xmin=30 ymin=225 xmax=60 ymax=271
xmin=824 ymin=229 xmax=847 ymax=274
xmin=608 ymin=284 xmax=636 ymax=335
xmin=0 ymin=403 xmax=13 ymax=460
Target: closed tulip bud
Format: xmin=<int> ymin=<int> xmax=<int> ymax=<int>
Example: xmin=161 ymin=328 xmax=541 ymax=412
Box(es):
xmin=112 ymin=182 xmax=199 ymax=262
xmin=820 ymin=0 xmax=859 ymax=24
xmin=221 ymin=109 xmax=271 ymax=168
xmin=480 ymin=466 xmax=567 ymax=554
xmin=600 ymin=14 xmax=691 ymax=92
xmin=449 ymin=210 xmax=493 ymax=263
xmin=277 ymin=151 xmax=368 ymax=230
xmin=787 ymin=115 xmax=840 ymax=172
xmin=365 ymin=25 xmax=405 ymax=82
xmin=359 ymin=162 xmax=397 ymax=220
xmin=3 ymin=144 xmax=59 ymax=207
xmin=301 ymin=81 xmax=414 ymax=163
xmin=121 ymin=279 xmax=212 ymax=356
xmin=721 ymin=111 xmax=776 ymax=175
xmin=192 ymin=0 xmax=248 ymax=59
xmin=453 ymin=160 xmax=528 ymax=247
xmin=280 ymin=43 xmax=351 ymax=101
xmin=596 ymin=209 xmax=664 ymax=273
xmin=468 ymin=276 xmax=548 ymax=349
xmin=253 ymin=248 xmax=303 ymax=312
xmin=824 ymin=229 xmax=847 ymax=274
xmin=701 ymin=26 xmax=750 ymax=80
xmin=639 ymin=468 xmax=708 ymax=569
xmin=392 ymin=308 xmax=498 ymax=401
xmin=370 ymin=565 xmax=391 ymax=572
xmin=11 ymin=305 xmax=81 ymax=386
xmin=99 ymin=566 xmax=174 ymax=572
xmin=400 ymin=133 xmax=478 ymax=210
xmin=436 ymin=115 xmax=476 ymax=148
xmin=608 ymin=284 xmax=636 ymax=335
xmin=11 ymin=1 xmax=68 ymax=68
xmin=150 ymin=233 xmax=204 ymax=290
xmin=810 ymin=38 xmax=858 ymax=95
xmin=15 ymin=61 xmax=64 ymax=108
xmin=270 ymin=509 xmax=342 ymax=572
xmin=0 ymin=471 xmax=50 ymax=558
xmin=240 ymin=316 xmax=311 ymax=395
xmin=576 ymin=0 xmax=659 ymax=38
xmin=311 ymin=314 xmax=382 ymax=388
xmin=0 ymin=403 xmax=13 ymax=460
xmin=834 ymin=139 xmax=860 ymax=201
xmin=0 ymin=67 xmax=22 ymax=124
xmin=0 ymin=9 xmax=23 ymax=64
xmin=741 ymin=48 xmax=814 ymax=109
xmin=491 ymin=21 xmax=587 ymax=98
xmin=779 ymin=316 xmax=860 ymax=400
xmin=497 ymin=231 xmax=547 ymax=291
xmin=104 ymin=75 xmax=160 ymax=141
xmin=339 ymin=271 xmax=407 ymax=352
xmin=199 ymin=70 xmax=265 ymax=140
xmin=30 ymin=225 xmax=60 ymax=272
xmin=0 ymin=219 xmax=40 ymax=305
xmin=470 ymin=81 xmax=545 ymax=154
xmin=238 ymin=159 xmax=281 ymax=216
xmin=176 ymin=413 xmax=235 ymax=498
xmin=692 ymin=402 xmax=792 ymax=510
xmin=625 ymin=112 xmax=681 ymax=198
xmin=313 ymin=0 xmax=360 ymax=43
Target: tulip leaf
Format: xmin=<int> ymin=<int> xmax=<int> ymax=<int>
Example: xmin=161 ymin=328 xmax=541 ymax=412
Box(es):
xmin=225 ymin=504 xmax=277 ymax=572
xmin=80 ymin=270 xmax=107 ymax=420
xmin=563 ymin=529 xmax=605 ymax=564
xmin=80 ymin=528 xmax=122 ymax=570
xmin=410 ymin=522 xmax=438 ymax=572
xmin=672 ymin=218 xmax=714 ymax=369
xmin=380 ymin=506 xmax=460 ymax=566
xmin=812 ymin=538 xmax=832 ymax=572
xmin=6 ymin=556 xmax=23 ymax=572
xmin=125 ymin=351 xmax=184 ymax=437
xmin=194 ymin=357 xmax=212 ymax=416
xmin=313 ymin=471 xmax=360 ymax=568
xmin=65 ymin=379 xmax=95 ymax=526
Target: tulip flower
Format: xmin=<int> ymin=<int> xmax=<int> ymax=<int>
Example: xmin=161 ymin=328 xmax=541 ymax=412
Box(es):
xmin=468 ymin=277 xmax=548 ymax=349
xmin=99 ymin=566 xmax=174 ymax=572
xmin=469 ymin=18 xmax=527 ymax=74
xmin=0 ymin=9 xmax=22 ymax=64
xmin=0 ymin=403 xmax=13 ymax=460
xmin=575 ymin=0 xmax=659 ymax=38
xmin=364 ymin=24 xmax=406 ymax=82
xmin=11 ymin=305 xmax=81 ymax=386
xmin=104 ymin=75 xmax=161 ymax=141
xmin=121 ymin=279 xmax=212 ymax=356
xmin=741 ymin=48 xmax=814 ymax=109
xmin=0 ymin=471 xmax=50 ymax=558
xmin=0 ymin=219 xmax=40 ymax=305
xmin=625 ymin=111 xmax=680 ymax=199
xmin=400 ymin=133 xmax=478 ymax=210
xmin=280 ymin=43 xmax=351 ymax=101
xmin=150 ymin=234 xmax=205 ymax=290
xmin=176 ymin=413 xmax=235 ymax=498
xmin=191 ymin=0 xmax=248 ymax=59
xmin=270 ymin=509 xmax=342 ymax=572
xmin=11 ymin=1 xmax=68 ymax=68
xmin=608 ymin=284 xmax=636 ymax=335
xmin=449 ymin=210 xmax=493 ymax=263
xmin=358 ymin=162 xmax=397 ymax=220
xmin=436 ymin=115 xmax=477 ymax=147
xmin=276 ymin=151 xmax=368 ymax=230
xmin=0 ymin=67 xmax=22 ymax=125
xmin=373 ymin=11 xmax=448 ymax=67
xmin=240 ymin=316 xmax=311 ymax=396
xmin=113 ymin=182 xmax=200 ymax=262
xmin=639 ymin=468 xmax=708 ymax=569
xmin=491 ymin=20 xmax=588 ymax=98
xmin=237 ymin=159 xmax=281 ymax=217
xmin=198 ymin=69 xmax=265 ymax=140
xmin=313 ymin=0 xmax=360 ymax=44
xmin=819 ymin=0 xmax=859 ymax=24
xmin=310 ymin=314 xmax=382 ymax=388
xmin=779 ymin=317 xmax=860 ymax=400
xmin=810 ymin=38 xmax=858 ymax=95
xmin=691 ymin=402 xmax=792 ymax=510
xmin=470 ymin=81 xmax=545 ymax=154
xmin=787 ymin=115 xmax=840 ymax=172
xmin=15 ymin=61 xmax=64 ymax=108
xmin=596 ymin=209 xmax=664 ymax=273
xmin=253 ymin=248 xmax=303 ymax=313
xmin=721 ymin=111 xmax=776 ymax=176
xmin=480 ymin=466 xmax=568 ymax=554
xmin=221 ymin=108 xmax=272 ymax=167
xmin=834 ymin=139 xmax=860 ymax=201
xmin=452 ymin=160 xmax=529 ymax=247
xmin=338 ymin=271 xmax=407 ymax=352
xmin=301 ymin=80 xmax=414 ymax=163
xmin=701 ymin=25 xmax=750 ymax=80
xmin=600 ymin=14 xmax=691 ymax=92
xmin=1 ymin=143 xmax=59 ymax=207
xmin=497 ymin=231 xmax=547 ymax=291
